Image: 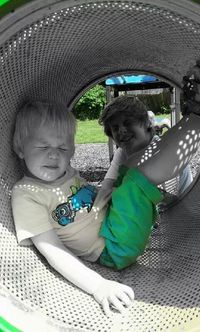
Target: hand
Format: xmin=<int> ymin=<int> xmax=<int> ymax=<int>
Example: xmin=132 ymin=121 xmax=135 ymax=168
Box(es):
xmin=93 ymin=279 xmax=134 ymax=317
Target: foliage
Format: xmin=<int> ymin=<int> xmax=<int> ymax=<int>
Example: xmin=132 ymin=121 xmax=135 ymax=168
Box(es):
xmin=192 ymin=0 xmax=200 ymax=4
xmin=137 ymin=91 xmax=171 ymax=115
xmin=160 ymin=104 xmax=171 ymax=114
xmin=73 ymin=83 xmax=171 ymax=121
xmin=73 ymin=85 xmax=106 ymax=120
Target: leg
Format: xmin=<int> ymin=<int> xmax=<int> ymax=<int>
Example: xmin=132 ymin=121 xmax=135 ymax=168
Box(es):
xmin=126 ymin=113 xmax=200 ymax=185
xmin=99 ymin=167 xmax=163 ymax=270
xmin=131 ymin=60 xmax=200 ymax=185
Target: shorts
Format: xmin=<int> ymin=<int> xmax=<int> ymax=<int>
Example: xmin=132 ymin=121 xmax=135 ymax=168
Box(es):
xmin=99 ymin=166 xmax=163 ymax=270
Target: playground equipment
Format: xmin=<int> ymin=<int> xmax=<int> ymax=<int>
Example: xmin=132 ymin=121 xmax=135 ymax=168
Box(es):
xmin=1 ymin=0 xmax=200 ymax=331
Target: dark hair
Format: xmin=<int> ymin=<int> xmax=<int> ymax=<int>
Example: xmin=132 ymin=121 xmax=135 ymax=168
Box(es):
xmin=99 ymin=96 xmax=150 ymax=138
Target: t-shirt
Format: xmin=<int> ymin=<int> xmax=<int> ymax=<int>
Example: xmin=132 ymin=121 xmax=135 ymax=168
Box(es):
xmin=11 ymin=168 xmax=106 ymax=262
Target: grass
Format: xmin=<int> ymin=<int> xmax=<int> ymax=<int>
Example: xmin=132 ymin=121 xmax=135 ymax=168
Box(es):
xmin=75 ymin=120 xmax=108 ymax=144
xmin=75 ymin=114 xmax=171 ymax=144
xmin=156 ymin=114 xmax=170 ymax=120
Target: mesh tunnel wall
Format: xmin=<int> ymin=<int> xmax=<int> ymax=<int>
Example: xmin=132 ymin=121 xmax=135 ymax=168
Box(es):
xmin=1 ymin=0 xmax=200 ymax=331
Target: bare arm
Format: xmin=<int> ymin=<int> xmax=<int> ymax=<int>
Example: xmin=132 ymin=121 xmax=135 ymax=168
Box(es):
xmin=31 ymin=229 xmax=134 ymax=316
xmin=94 ymin=148 xmax=123 ymax=207
xmin=95 ymin=146 xmax=147 ymax=208
xmin=94 ymin=178 xmax=114 ymax=209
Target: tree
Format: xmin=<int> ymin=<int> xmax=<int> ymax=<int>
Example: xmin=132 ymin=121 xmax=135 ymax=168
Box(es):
xmin=73 ymin=85 xmax=106 ymax=120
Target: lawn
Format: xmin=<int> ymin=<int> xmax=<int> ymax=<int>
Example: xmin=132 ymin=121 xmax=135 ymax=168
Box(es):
xmin=75 ymin=114 xmax=171 ymax=144
xmin=75 ymin=120 xmax=108 ymax=144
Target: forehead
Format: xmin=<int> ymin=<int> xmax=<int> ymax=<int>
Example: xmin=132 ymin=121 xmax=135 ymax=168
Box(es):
xmin=29 ymin=124 xmax=72 ymax=143
xmin=109 ymin=112 xmax=139 ymax=126
xmin=110 ymin=112 xmax=129 ymax=121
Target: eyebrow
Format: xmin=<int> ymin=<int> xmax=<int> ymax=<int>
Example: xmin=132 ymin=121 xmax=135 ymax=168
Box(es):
xmin=35 ymin=139 xmax=68 ymax=147
xmin=35 ymin=139 xmax=49 ymax=145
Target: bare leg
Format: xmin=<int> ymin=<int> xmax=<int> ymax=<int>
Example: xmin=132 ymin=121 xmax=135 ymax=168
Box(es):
xmin=125 ymin=113 xmax=200 ymax=185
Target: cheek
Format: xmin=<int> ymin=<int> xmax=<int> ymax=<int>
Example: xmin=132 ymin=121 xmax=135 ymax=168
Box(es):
xmin=111 ymin=129 xmax=118 ymax=139
xmin=135 ymin=133 xmax=147 ymax=145
xmin=60 ymin=151 xmax=73 ymax=164
xmin=25 ymin=150 xmax=45 ymax=165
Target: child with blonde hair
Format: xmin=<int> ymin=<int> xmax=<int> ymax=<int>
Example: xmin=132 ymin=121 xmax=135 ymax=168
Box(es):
xmin=12 ymin=75 xmax=200 ymax=316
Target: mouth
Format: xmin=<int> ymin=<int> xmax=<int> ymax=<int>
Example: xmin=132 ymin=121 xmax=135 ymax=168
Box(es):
xmin=43 ymin=165 xmax=59 ymax=170
xmin=119 ymin=136 xmax=134 ymax=143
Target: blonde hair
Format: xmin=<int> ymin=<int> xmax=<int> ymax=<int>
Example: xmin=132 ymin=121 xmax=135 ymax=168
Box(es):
xmin=13 ymin=101 xmax=76 ymax=155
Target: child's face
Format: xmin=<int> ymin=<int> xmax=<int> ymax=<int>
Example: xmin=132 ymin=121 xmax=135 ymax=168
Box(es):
xmin=19 ymin=125 xmax=74 ymax=182
xmin=109 ymin=112 xmax=151 ymax=153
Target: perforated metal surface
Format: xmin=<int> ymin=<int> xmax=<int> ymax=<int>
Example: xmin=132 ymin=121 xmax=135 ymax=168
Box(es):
xmin=1 ymin=0 xmax=200 ymax=331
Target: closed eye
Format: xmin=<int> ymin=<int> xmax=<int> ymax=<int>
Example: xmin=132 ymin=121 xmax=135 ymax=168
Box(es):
xmin=36 ymin=146 xmax=48 ymax=149
xmin=59 ymin=147 xmax=68 ymax=151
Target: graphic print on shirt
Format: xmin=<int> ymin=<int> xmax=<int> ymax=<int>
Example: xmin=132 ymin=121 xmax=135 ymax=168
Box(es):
xmin=52 ymin=184 xmax=97 ymax=226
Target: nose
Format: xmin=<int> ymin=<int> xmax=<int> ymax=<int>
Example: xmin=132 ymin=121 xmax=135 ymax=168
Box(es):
xmin=48 ymin=148 xmax=59 ymax=159
xmin=118 ymin=125 xmax=127 ymax=136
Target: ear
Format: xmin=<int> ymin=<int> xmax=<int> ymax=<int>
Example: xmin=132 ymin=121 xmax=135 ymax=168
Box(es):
xmin=18 ymin=151 xmax=24 ymax=159
xmin=14 ymin=145 xmax=24 ymax=159
xmin=148 ymin=125 xmax=156 ymax=137
xmin=146 ymin=119 xmax=153 ymax=131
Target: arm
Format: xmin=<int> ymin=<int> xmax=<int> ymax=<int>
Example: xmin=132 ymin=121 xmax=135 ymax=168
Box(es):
xmin=94 ymin=178 xmax=114 ymax=209
xmin=31 ymin=229 xmax=134 ymax=316
xmin=95 ymin=146 xmax=146 ymax=207
xmin=94 ymin=148 xmax=124 ymax=207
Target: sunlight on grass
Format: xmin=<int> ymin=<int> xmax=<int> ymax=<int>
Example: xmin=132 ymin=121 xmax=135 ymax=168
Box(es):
xmin=75 ymin=120 xmax=108 ymax=144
